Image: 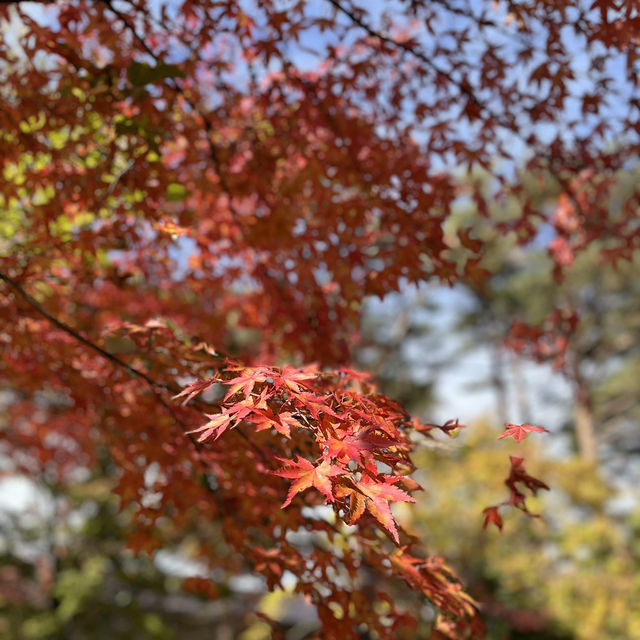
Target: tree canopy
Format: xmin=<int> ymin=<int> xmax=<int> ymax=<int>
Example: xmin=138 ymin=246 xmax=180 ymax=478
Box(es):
xmin=1 ymin=1 xmax=639 ymax=638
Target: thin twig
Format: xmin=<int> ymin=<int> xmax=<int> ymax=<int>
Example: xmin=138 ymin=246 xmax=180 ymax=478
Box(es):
xmin=326 ymin=0 xmax=590 ymax=217
xmin=326 ymin=0 xmax=503 ymax=123
xmin=0 ymin=269 xmax=275 ymax=467
xmin=0 ymin=270 xmax=163 ymax=390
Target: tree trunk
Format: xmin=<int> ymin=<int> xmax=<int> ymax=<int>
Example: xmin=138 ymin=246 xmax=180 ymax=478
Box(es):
xmin=491 ymin=343 xmax=508 ymax=427
xmin=574 ymin=387 xmax=597 ymax=463
xmin=510 ymin=352 xmax=532 ymax=424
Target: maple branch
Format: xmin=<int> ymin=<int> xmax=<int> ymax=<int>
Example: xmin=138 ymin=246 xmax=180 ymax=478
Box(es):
xmin=429 ymin=0 xmax=539 ymax=48
xmin=0 ymin=270 xmax=163 ymax=390
xmin=0 ymin=270 xmax=276 ymax=467
xmin=99 ymin=0 xmax=244 ymax=226
xmin=0 ymin=269 xmax=268 ymax=521
xmin=326 ymin=0 xmax=503 ymax=124
xmin=0 ymin=275 xmax=453 ymax=609
xmin=1 ymin=274 xmax=358 ymax=559
xmin=0 ymin=269 xmax=213 ymax=446
xmin=100 ymin=0 xmax=157 ymax=59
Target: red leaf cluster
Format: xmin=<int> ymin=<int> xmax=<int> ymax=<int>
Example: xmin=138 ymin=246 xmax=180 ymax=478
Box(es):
xmin=483 ymin=456 xmax=550 ymax=531
xmin=506 ymin=308 xmax=579 ymax=371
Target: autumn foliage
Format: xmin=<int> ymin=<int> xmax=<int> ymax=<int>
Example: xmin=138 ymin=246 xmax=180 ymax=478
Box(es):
xmin=1 ymin=0 xmax=639 ymax=638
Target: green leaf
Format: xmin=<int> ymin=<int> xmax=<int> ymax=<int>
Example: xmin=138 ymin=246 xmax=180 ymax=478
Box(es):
xmin=127 ymin=61 xmax=185 ymax=87
xmin=165 ymin=182 xmax=189 ymax=202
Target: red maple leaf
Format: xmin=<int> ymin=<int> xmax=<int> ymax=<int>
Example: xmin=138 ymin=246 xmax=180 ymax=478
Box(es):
xmin=415 ymin=417 xmax=466 ymax=437
xmin=273 ymin=457 xmax=343 ymax=507
xmin=482 ymin=506 xmax=503 ymax=531
xmin=172 ymin=378 xmax=216 ymax=405
xmin=348 ymin=475 xmax=416 ymax=543
xmin=186 ymin=412 xmax=233 ymax=442
xmin=276 ymin=365 xmax=317 ymax=393
xmin=223 ymin=368 xmax=270 ymax=400
xmin=507 ymin=456 xmax=550 ymax=496
xmin=252 ymin=409 xmax=301 ymax=439
xmin=324 ymin=426 xmax=398 ymax=465
xmin=497 ymin=423 xmax=549 ymax=443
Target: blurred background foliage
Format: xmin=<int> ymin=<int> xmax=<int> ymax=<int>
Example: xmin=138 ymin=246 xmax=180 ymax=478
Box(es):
xmin=356 ymin=166 xmax=640 ymax=640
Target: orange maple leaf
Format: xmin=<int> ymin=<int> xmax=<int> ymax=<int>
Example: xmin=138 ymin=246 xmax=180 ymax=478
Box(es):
xmin=497 ymin=423 xmax=549 ymax=443
xmin=273 ymin=457 xmax=343 ymax=507
xmin=347 ymin=475 xmax=416 ymax=543
xmin=481 ymin=506 xmax=503 ymax=530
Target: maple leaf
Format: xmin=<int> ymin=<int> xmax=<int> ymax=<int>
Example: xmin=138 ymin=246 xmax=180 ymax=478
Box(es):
xmin=415 ymin=418 xmax=466 ymax=437
xmin=273 ymin=457 xmax=343 ymax=507
xmin=497 ymin=423 xmax=549 ymax=443
xmin=482 ymin=506 xmax=503 ymax=530
xmin=274 ymin=411 xmax=303 ymax=438
xmin=276 ymin=365 xmax=317 ymax=393
xmin=252 ymin=409 xmax=300 ymax=438
xmin=324 ymin=426 xmax=398 ymax=465
xmin=186 ymin=412 xmax=232 ymax=442
xmin=173 ymin=378 xmax=216 ymax=405
xmin=183 ymin=576 xmax=218 ymax=599
xmin=346 ymin=487 xmax=367 ymax=524
xmin=389 ymin=547 xmax=426 ymax=590
xmin=294 ymin=391 xmax=339 ymax=420
xmin=483 ymin=456 xmax=550 ymax=530
xmin=507 ymin=456 xmax=550 ymax=495
xmin=348 ymin=475 xmax=416 ymax=543
xmin=223 ymin=368 xmax=270 ymax=400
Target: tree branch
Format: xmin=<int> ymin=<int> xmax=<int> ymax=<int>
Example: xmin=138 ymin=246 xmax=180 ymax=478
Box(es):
xmin=326 ymin=0 xmax=595 ymax=228
xmin=326 ymin=0 xmax=502 ymax=123
xmin=0 ymin=269 xmax=277 ymax=467
xmin=0 ymin=270 xmax=164 ymax=390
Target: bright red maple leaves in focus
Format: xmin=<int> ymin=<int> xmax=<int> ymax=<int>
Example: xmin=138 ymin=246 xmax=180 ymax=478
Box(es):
xmin=274 ymin=457 xmax=343 ymax=507
xmin=178 ymin=365 xmax=425 ymax=543
xmin=172 ymin=363 xmax=482 ymax=633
